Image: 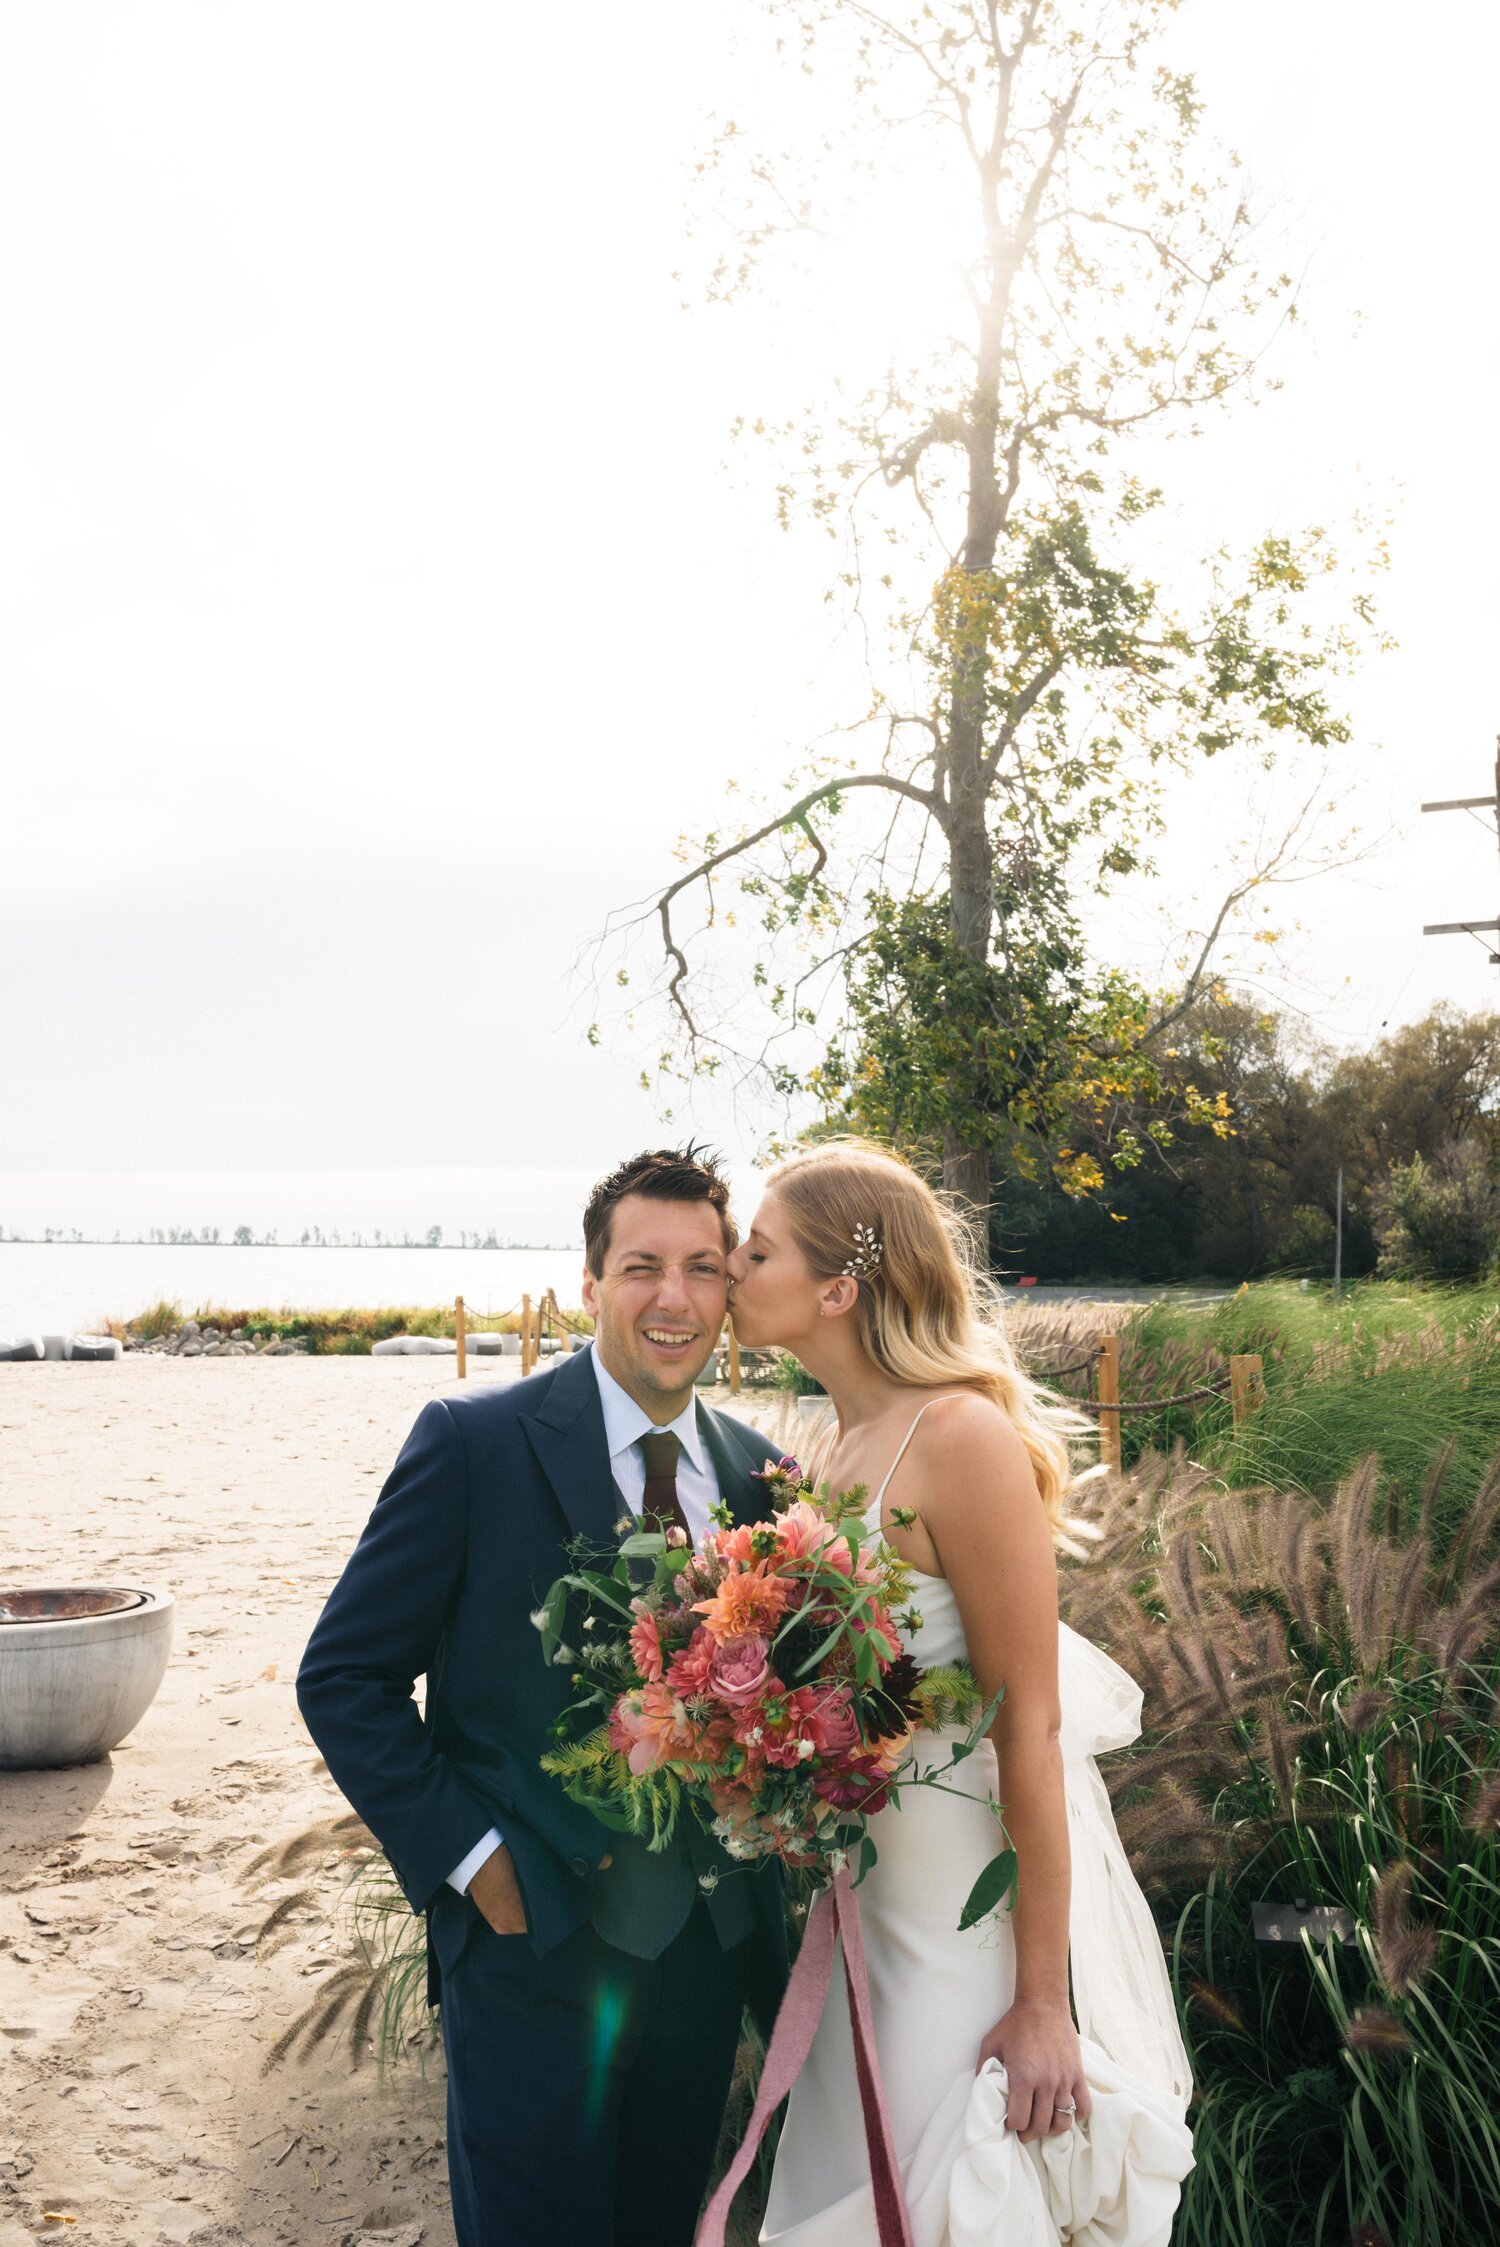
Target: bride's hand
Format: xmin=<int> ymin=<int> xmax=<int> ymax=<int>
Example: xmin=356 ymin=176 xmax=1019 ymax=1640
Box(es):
xmin=977 ymin=1998 xmax=1092 ymax=2142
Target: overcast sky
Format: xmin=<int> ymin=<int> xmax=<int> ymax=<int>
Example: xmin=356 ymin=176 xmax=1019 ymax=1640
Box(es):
xmin=3 ymin=2 xmax=1498 ymax=1226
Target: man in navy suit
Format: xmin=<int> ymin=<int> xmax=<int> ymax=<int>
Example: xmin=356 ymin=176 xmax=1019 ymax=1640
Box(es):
xmin=296 ymin=1149 xmax=785 ymax=2246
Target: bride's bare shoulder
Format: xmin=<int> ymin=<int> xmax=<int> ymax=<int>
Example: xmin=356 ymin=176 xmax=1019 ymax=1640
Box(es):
xmin=911 ymin=1390 xmax=1039 ymax=1508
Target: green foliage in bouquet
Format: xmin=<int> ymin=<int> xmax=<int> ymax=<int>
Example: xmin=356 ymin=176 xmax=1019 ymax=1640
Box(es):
xmin=907 ymin=1663 xmax=987 ymax=1733
xmin=535 ymin=1490 xmax=930 ymax=1856
xmin=536 ymin=1470 xmax=1014 ymax=1922
xmin=541 ymin=1721 xmax=699 ymax=1850
xmin=1067 ymin=1444 xmax=1500 ymax=2247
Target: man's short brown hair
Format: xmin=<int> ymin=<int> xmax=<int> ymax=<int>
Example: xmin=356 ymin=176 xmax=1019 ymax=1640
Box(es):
xmin=582 ymin=1145 xmax=735 ymax=1277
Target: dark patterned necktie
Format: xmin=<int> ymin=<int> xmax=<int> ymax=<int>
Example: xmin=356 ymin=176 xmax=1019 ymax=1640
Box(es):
xmin=639 ymin=1429 xmax=692 ymax=1545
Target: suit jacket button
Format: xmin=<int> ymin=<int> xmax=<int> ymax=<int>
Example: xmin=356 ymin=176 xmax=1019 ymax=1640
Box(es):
xmin=570 ymin=1856 xmax=591 ymax=1879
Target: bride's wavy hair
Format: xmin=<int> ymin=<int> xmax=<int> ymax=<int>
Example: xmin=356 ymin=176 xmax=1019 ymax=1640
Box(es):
xmin=767 ymin=1139 xmax=1088 ymax=1531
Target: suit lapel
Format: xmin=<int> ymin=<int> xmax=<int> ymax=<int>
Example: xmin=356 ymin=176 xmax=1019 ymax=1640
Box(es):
xmin=698 ymin=1402 xmax=764 ymax=1529
xmin=519 ymin=1347 xmax=622 ymax=1550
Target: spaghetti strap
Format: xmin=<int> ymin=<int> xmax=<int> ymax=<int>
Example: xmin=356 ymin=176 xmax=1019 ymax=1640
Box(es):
xmin=871 ymin=1394 xmax=967 ymax=1509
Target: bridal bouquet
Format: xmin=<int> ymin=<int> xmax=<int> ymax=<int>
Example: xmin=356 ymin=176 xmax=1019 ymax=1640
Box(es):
xmin=537 ymin=1457 xmax=1007 ymax=1891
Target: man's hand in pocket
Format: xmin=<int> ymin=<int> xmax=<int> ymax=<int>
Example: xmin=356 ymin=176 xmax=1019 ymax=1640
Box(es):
xmin=468 ymin=1843 xmax=530 ymax=1935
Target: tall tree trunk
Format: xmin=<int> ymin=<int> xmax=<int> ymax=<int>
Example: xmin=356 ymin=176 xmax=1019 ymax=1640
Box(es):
xmin=939 ymin=269 xmax=1006 ymax=1250
xmin=942 ymin=712 xmax=995 ymax=1240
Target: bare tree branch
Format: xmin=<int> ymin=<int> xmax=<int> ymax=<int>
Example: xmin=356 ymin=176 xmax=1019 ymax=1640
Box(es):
xmin=1143 ymin=775 xmax=1370 ymax=1044
xmin=981 ymin=656 xmax=1067 ymax=787
xmin=883 ymin=409 xmax=970 ymax=485
xmin=647 ymin=770 xmax=942 ymax=1037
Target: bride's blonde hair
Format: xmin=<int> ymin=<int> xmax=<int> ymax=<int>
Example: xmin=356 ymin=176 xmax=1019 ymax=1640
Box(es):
xmin=767 ymin=1139 xmax=1086 ymax=1531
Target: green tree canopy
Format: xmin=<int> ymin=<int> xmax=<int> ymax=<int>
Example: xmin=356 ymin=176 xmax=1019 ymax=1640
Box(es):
xmin=601 ymin=0 xmax=1382 ymax=1231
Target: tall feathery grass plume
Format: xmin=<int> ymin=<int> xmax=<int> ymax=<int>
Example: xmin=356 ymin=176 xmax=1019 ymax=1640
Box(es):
xmin=1063 ymin=1435 xmax=1500 ymax=2245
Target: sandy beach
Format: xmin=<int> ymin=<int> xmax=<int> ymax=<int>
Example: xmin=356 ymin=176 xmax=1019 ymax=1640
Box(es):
xmin=1 ymin=1357 xmax=612 ymax=2247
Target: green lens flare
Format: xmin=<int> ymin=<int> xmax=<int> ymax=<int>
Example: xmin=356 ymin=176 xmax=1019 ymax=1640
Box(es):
xmin=586 ymin=1981 xmax=629 ymax=2133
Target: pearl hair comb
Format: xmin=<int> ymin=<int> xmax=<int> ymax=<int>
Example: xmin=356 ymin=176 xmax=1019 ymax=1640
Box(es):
xmin=841 ymin=1221 xmax=883 ymax=1279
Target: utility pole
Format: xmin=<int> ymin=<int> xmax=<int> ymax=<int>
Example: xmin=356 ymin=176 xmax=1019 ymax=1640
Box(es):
xmin=1334 ymin=1166 xmax=1343 ymax=1301
xmin=1422 ymin=738 xmax=1500 ymax=965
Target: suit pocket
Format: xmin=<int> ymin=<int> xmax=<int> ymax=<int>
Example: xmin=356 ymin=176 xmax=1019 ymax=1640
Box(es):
xmin=428 ymin=1885 xmax=483 ymax=1979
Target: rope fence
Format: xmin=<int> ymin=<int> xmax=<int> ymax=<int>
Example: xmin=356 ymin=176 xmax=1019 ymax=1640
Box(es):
xmin=1097 ymin=1383 xmax=1232 ymax=1412
xmin=445 ymin=1298 xmax=1265 ymax=1472
xmin=1041 ymin=1335 xmax=1264 ymax=1471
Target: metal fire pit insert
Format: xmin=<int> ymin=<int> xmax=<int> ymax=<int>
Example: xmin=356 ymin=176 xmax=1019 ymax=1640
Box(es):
xmin=0 ymin=1588 xmax=149 ymax=1623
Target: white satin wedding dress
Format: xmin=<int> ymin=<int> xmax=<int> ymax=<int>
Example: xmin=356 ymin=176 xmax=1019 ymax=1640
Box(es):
xmin=761 ymin=1404 xmax=1195 ymax=2247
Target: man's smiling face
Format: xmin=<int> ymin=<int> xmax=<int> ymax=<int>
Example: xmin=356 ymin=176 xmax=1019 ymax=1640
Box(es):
xmin=580 ymin=1192 xmax=730 ymax=1420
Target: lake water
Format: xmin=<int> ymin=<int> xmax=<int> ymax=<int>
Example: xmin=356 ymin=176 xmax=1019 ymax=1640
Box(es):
xmin=0 ymin=1241 xmax=593 ymax=1336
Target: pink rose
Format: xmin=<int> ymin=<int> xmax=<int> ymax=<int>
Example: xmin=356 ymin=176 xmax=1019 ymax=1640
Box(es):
xmin=805 ymin=1686 xmax=860 ymax=1758
xmin=708 ymin=1634 xmax=774 ymax=1706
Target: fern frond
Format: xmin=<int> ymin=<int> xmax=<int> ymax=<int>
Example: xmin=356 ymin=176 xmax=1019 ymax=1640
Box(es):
xmin=910 ymin=1662 xmax=985 ymax=1731
xmin=540 ymin=1726 xmax=631 ymax=1790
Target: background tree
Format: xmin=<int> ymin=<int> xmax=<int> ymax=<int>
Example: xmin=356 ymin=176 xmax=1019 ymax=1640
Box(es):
xmin=602 ymin=0 xmax=1378 ymax=1232
xmin=1373 ymin=1144 xmax=1500 ymax=1281
xmin=1319 ymin=1007 xmax=1500 ymax=1180
xmin=986 ymin=1002 xmax=1500 ymax=1282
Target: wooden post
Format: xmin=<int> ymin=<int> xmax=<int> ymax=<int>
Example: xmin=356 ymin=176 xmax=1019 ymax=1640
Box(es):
xmin=521 ymin=1293 xmax=533 ymax=1376
xmin=1096 ymin=1334 xmax=1122 ymax=1474
xmin=727 ymin=1320 xmax=742 ymax=1396
xmin=1230 ymin=1354 xmax=1265 ymax=1430
xmin=455 ymin=1294 xmax=467 ymax=1381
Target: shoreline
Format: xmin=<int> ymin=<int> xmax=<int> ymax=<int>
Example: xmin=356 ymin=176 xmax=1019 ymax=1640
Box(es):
xmin=0 ymin=1242 xmax=597 ymax=1341
xmin=0 ymin=1239 xmax=578 ymax=1253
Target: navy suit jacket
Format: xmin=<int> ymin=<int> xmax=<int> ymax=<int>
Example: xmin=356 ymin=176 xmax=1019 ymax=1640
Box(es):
xmin=296 ymin=1345 xmax=781 ymax=1992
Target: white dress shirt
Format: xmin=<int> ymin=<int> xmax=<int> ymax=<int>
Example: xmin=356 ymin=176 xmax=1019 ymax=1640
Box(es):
xmin=590 ymin=1344 xmax=720 ymax=1548
xmin=446 ymin=1344 xmax=723 ymax=1896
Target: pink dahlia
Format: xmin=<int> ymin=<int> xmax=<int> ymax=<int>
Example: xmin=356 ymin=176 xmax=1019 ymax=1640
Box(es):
xmin=710 ymin=1523 xmax=757 ymax=1568
xmin=693 ymin=1561 xmax=790 ymax=1642
xmin=665 ymin=1624 xmax=717 ymax=1698
xmin=628 ymin=1604 xmax=664 ymax=1684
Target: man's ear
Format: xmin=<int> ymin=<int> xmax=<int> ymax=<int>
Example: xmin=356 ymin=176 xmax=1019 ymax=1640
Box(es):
xmin=581 ymin=1268 xmax=599 ymax=1319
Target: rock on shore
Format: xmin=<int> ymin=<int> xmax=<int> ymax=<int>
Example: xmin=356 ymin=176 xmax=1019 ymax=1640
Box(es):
xmin=120 ymin=1319 xmax=310 ymax=1359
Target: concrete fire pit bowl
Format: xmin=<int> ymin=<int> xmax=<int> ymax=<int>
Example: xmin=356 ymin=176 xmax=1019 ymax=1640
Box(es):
xmin=0 ymin=1586 xmax=175 ymax=1769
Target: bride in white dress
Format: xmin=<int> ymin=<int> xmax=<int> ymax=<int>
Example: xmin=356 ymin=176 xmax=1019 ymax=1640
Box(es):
xmin=723 ymin=1143 xmax=1194 ymax=2247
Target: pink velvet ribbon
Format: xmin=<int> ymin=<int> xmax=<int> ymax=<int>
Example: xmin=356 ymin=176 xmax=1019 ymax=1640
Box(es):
xmin=696 ymin=1865 xmax=914 ymax=2247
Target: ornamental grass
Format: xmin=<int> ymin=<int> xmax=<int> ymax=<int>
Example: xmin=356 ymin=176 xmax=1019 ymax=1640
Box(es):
xmin=1065 ymin=1442 xmax=1500 ymax=2247
xmin=1110 ymin=1284 xmax=1500 ymax=1526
